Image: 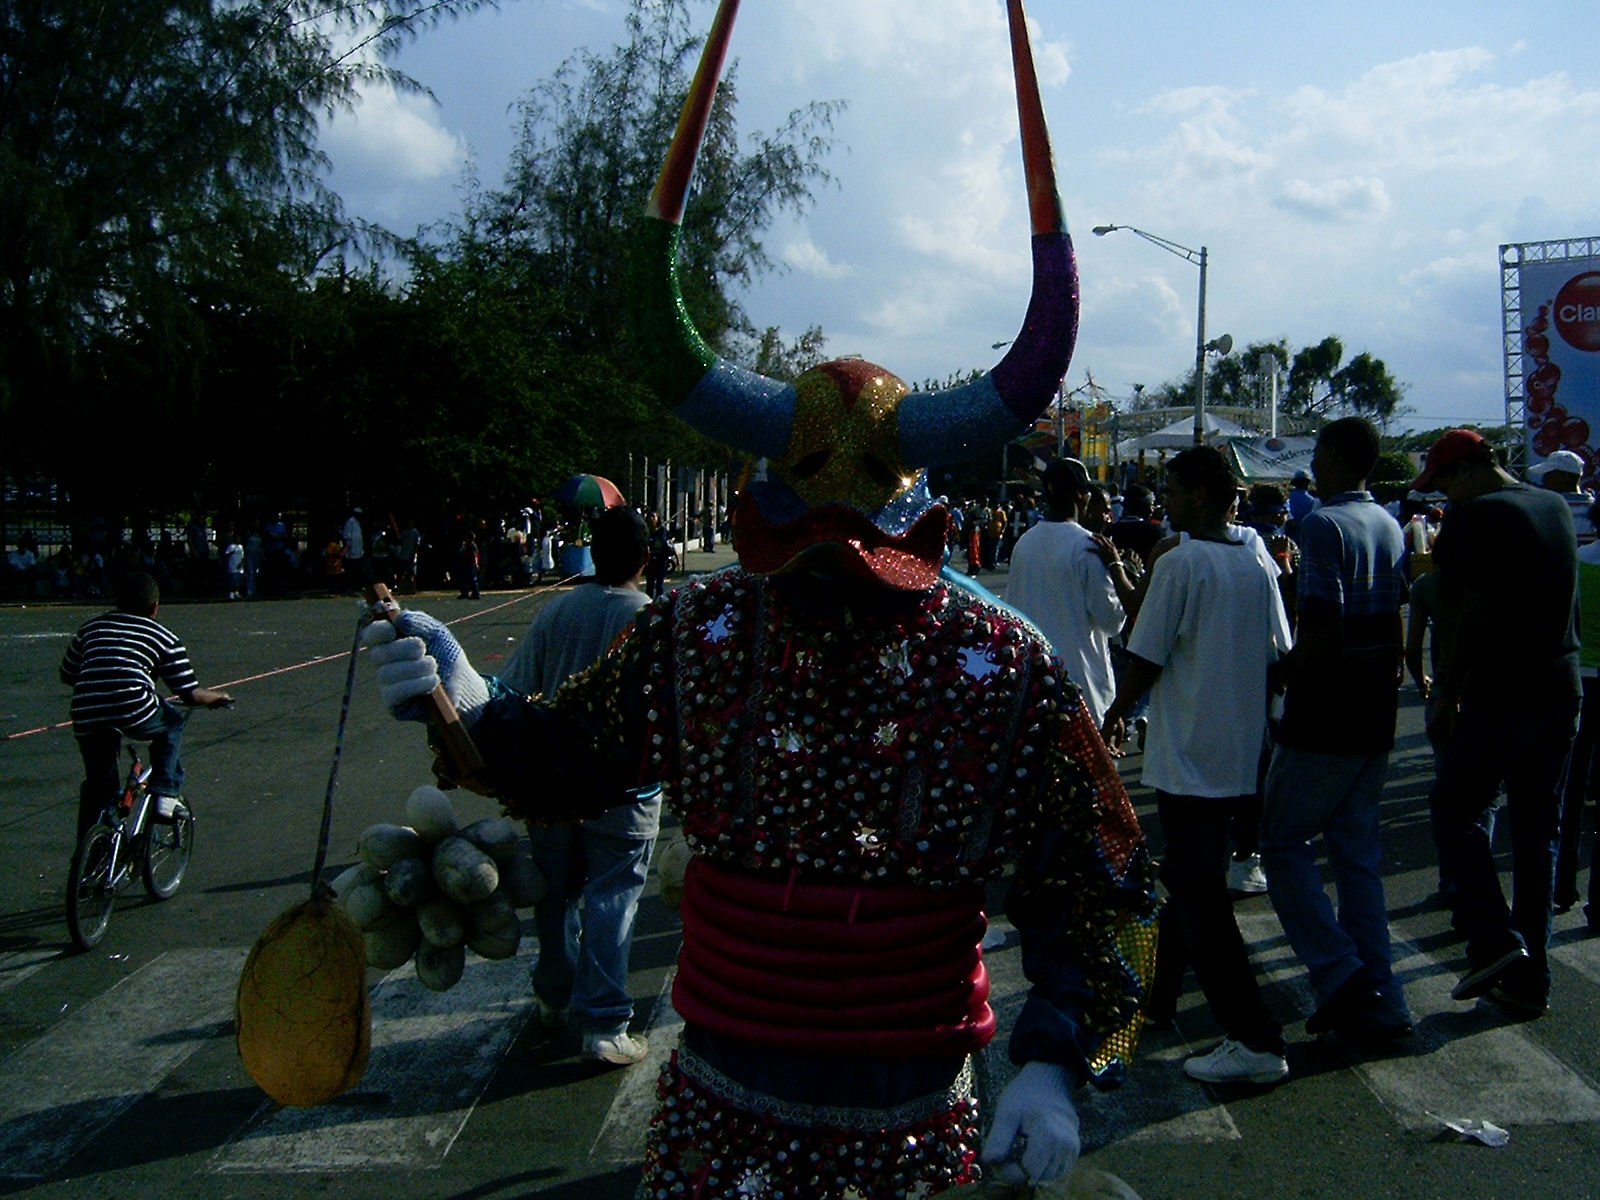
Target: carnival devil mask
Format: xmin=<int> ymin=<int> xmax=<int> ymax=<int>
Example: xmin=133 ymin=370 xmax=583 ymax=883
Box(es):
xmin=629 ymin=0 xmax=1078 ymax=589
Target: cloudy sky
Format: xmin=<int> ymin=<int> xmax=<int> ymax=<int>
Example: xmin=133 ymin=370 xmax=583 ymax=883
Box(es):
xmin=321 ymin=0 xmax=1600 ymax=432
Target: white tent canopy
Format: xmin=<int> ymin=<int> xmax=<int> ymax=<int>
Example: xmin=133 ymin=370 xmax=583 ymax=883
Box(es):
xmin=1115 ymin=412 xmax=1256 ymax=456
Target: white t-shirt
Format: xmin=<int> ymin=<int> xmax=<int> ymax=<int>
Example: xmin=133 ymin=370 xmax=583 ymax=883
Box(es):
xmin=1005 ymin=519 xmax=1125 ymax=724
xmin=1128 ymin=536 xmax=1292 ymax=797
xmin=342 ymin=515 xmax=365 ymax=560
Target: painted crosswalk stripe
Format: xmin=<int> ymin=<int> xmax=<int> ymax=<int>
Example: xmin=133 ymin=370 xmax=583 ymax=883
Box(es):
xmin=0 ymin=947 xmax=246 ymax=1179
xmin=588 ymin=971 xmax=682 ymax=1164
xmin=1233 ymin=911 xmax=1600 ymax=1132
xmin=211 ymin=946 xmax=536 ymax=1172
xmin=1550 ymin=929 xmax=1600 ymax=987
xmin=980 ymin=918 xmax=1242 ymax=1151
xmin=0 ymin=948 xmax=60 ymax=997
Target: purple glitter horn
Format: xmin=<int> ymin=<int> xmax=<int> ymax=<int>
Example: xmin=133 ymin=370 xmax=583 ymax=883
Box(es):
xmin=897 ymin=0 xmax=1078 ymax=467
xmin=626 ymin=0 xmax=1078 ymax=469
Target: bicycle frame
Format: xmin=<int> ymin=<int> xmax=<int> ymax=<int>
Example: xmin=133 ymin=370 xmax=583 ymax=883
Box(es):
xmin=101 ymin=748 xmax=155 ymax=890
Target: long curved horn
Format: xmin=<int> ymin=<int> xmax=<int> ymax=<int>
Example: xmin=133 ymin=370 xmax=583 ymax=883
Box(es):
xmin=897 ymin=0 xmax=1079 ymax=467
xmin=628 ymin=0 xmax=796 ymax=459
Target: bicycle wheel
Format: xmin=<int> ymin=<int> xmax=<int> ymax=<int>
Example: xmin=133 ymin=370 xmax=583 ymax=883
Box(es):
xmin=67 ymin=824 xmax=117 ymax=951
xmin=141 ymin=805 xmax=193 ymax=900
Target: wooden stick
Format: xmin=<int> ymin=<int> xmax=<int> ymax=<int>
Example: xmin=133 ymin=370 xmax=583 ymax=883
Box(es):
xmin=364 ymin=582 xmax=489 ymax=789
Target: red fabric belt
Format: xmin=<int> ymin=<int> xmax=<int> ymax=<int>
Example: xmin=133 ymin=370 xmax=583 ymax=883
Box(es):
xmin=673 ymin=857 xmax=996 ymax=1057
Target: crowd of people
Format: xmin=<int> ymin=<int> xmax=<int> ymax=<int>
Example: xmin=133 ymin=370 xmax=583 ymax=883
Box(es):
xmin=994 ymin=418 xmax=1592 ymax=1086
xmin=2 ymin=499 xmax=712 ymax=603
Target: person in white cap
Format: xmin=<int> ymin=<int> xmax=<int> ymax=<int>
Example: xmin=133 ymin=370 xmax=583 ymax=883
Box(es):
xmin=1528 ymin=448 xmax=1595 ymax=545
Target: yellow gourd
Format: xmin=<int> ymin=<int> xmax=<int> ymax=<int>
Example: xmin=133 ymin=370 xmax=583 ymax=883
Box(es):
xmin=236 ymin=893 xmax=370 ymax=1107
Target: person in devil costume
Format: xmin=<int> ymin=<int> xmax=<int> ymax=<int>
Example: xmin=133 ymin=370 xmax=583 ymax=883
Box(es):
xmin=367 ymin=3 xmax=1156 ymax=1195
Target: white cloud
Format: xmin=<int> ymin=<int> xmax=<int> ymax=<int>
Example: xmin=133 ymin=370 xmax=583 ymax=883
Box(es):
xmin=320 ymin=86 xmax=467 ymax=185
xmin=1275 ymin=176 xmax=1391 ymax=221
xmin=781 ymin=236 xmax=854 ymax=280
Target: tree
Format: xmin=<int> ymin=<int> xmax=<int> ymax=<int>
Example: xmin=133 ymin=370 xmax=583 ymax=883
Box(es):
xmin=406 ymin=0 xmax=842 ymax=497
xmin=1286 ymin=337 xmax=1405 ymax=424
xmin=1140 ymin=335 xmax=1404 ymax=426
xmin=460 ymin=0 xmax=841 ymax=362
xmin=0 ymin=0 xmax=500 ymax=484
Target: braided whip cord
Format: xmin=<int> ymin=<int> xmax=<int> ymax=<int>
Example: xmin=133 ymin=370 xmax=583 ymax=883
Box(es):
xmin=311 ymin=617 xmax=365 ymax=897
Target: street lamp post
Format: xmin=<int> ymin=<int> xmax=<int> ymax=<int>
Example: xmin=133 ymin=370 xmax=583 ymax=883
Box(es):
xmin=1093 ymin=224 xmax=1210 ymax=446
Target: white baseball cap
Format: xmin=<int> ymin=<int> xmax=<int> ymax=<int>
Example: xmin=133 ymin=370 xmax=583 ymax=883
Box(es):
xmin=1529 ymin=449 xmax=1586 ymax=478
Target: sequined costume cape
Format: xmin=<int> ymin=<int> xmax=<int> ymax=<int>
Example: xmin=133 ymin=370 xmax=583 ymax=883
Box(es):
xmin=472 ymin=566 xmax=1156 ymax=1199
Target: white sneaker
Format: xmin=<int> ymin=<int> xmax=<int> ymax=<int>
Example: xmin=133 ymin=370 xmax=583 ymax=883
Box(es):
xmin=1184 ymin=1038 xmax=1288 ymax=1085
xmin=1227 ymin=854 xmax=1268 ymax=894
xmin=153 ymin=795 xmax=184 ymax=822
xmin=583 ymin=1029 xmax=649 ymax=1065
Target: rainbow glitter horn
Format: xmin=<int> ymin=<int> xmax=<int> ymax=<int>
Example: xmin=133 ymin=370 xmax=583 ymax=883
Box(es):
xmin=628 ymin=0 xmax=1079 ymax=589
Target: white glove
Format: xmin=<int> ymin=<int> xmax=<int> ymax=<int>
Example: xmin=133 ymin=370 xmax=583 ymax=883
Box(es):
xmin=981 ymin=1060 xmax=1081 ymax=1183
xmin=364 ymin=610 xmax=489 ymax=728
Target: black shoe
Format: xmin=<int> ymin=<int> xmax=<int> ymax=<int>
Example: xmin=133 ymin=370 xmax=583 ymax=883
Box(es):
xmin=1451 ymin=947 xmax=1529 ymax=1002
xmin=1488 ymin=984 xmax=1550 ymax=1021
xmin=1306 ymin=971 xmax=1382 ymax=1036
xmin=1486 ymin=958 xmax=1548 ymax=1019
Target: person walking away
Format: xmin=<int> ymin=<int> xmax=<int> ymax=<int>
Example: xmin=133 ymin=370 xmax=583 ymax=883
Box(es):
xmin=1415 ymin=428 xmax=1580 ymax=1018
xmin=499 ymin=507 xmax=662 ymax=1064
xmin=1260 ymin=417 xmax=1414 ymax=1046
xmin=983 ymin=501 xmax=1007 ymax=569
xmin=645 ymin=511 xmax=675 ymax=599
xmin=1006 ymin=458 xmax=1137 ymax=726
xmin=1286 ymin=468 xmax=1319 ymax=541
xmin=59 ymin=571 xmax=233 ymax=843
xmin=223 ymin=533 xmax=245 ymax=599
xmin=1556 ymin=497 xmax=1600 ymax=931
xmin=341 ymin=506 xmax=367 ymax=590
xmin=1102 ymin=446 xmax=1292 ymax=1085
xmin=456 ymin=530 xmax=481 ymax=599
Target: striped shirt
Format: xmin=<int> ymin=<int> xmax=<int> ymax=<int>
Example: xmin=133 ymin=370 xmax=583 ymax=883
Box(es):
xmin=59 ymin=612 xmax=199 ymax=729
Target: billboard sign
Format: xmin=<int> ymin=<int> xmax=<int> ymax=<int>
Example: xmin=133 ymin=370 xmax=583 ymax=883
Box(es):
xmin=1521 ymin=257 xmax=1600 ymax=478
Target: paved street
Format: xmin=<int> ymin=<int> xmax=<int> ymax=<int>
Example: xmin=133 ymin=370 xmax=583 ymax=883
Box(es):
xmin=3 ymin=550 xmax=1599 ymax=1199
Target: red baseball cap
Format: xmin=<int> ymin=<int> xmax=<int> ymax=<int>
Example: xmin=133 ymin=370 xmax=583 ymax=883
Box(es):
xmin=1410 ymin=428 xmax=1487 ymax=492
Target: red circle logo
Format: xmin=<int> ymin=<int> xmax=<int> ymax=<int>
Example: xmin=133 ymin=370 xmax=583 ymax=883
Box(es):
xmin=1554 ymin=271 xmax=1600 ymax=352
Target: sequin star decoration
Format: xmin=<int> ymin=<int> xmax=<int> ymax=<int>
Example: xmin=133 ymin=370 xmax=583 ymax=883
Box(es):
xmin=875 ymin=721 xmax=900 ymax=748
xmin=735 ymin=1167 xmax=771 ymax=1197
xmin=959 ymin=644 xmax=1003 ymax=680
xmin=855 ymin=825 xmax=884 ymax=854
xmin=701 ymin=611 xmax=733 ymax=643
xmin=879 ymin=640 xmax=914 ymax=679
xmin=776 ymin=727 xmax=805 ymax=754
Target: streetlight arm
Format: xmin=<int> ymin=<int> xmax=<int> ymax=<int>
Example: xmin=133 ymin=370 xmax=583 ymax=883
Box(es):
xmin=1092 ymin=223 xmax=1203 ymax=267
xmin=1094 ymin=222 xmax=1210 ymax=445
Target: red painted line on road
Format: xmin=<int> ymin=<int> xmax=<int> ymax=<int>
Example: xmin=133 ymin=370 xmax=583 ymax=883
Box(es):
xmin=1 ymin=579 xmax=578 ymax=743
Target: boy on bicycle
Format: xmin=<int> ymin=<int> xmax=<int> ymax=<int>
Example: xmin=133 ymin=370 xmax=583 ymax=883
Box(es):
xmin=60 ymin=570 xmax=232 ymax=841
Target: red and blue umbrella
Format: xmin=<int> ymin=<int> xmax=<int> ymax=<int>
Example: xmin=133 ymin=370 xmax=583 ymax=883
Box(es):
xmin=551 ymin=473 xmax=625 ymax=509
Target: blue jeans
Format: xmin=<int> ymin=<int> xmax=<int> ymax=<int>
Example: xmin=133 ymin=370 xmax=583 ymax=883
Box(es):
xmin=529 ymin=789 xmax=662 ymax=1035
xmin=74 ymin=701 xmax=188 ymax=841
xmin=1261 ymin=747 xmax=1408 ymax=1023
xmin=1430 ymin=690 xmax=1579 ymax=997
